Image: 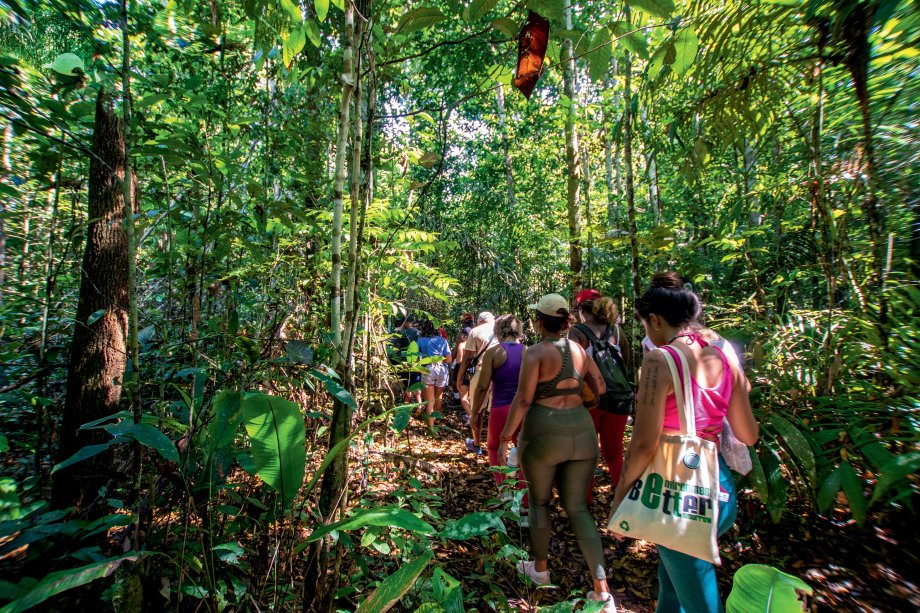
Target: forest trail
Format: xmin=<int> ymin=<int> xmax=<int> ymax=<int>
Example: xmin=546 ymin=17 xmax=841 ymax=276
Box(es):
xmin=353 ymin=394 xmax=919 ymax=612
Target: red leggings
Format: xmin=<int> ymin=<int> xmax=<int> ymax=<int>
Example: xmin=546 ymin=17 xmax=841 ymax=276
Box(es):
xmin=486 ymin=405 xmax=528 ymax=504
xmin=590 ymin=408 xmax=627 ymax=485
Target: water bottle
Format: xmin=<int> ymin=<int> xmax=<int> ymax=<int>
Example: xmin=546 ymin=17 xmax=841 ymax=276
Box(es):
xmin=507 ymin=447 xmax=519 ymax=480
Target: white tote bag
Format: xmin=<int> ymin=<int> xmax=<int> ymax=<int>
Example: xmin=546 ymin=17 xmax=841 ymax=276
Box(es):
xmin=608 ymin=346 xmax=721 ymax=564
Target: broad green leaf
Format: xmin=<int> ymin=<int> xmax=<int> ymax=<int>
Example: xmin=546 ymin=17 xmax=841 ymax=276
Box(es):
xmin=464 ymin=0 xmax=498 ymax=21
xmin=439 ymin=511 xmax=507 ymax=540
xmin=610 ymin=21 xmax=649 ymax=60
xmin=308 ymin=369 xmax=357 ymax=408
xmin=849 ymin=426 xmax=896 ymax=469
xmin=747 ymin=448 xmax=768 ymax=501
xmin=491 ymin=18 xmax=518 ymax=38
xmin=307 ymin=506 xmax=435 ymax=542
xmin=762 ymin=452 xmax=786 ymax=523
xmin=86 ymin=309 xmax=105 ymax=326
xmin=241 ymin=393 xmax=305 ymax=508
xmin=837 ymin=461 xmax=867 ymax=525
xmin=871 ymin=451 xmax=920 ymax=504
xmin=331 ymin=0 xmax=344 ymax=9
xmin=208 ymin=390 xmax=243 ymax=454
xmin=280 ymin=0 xmax=302 ymax=22
xmin=767 ymin=415 xmax=816 ymax=484
xmin=51 ymin=442 xmax=115 ymax=474
xmin=47 ymin=52 xmax=84 ymax=76
xmin=355 ymin=551 xmax=433 ymax=613
xmin=725 ymin=563 xmax=813 ymax=613
xmin=527 ymin=0 xmax=564 ymax=23
xmin=626 ymin=0 xmax=675 ymax=19
xmin=136 ymin=93 xmax=171 ymax=109
xmin=0 ymin=434 xmax=8 ymax=453
xmin=305 ymin=19 xmax=321 ymax=48
xmin=104 ymin=422 xmax=180 ymax=463
xmin=431 ymin=567 xmax=464 ymax=613
xmin=212 ymin=542 xmax=245 ymax=565
xmin=816 ymin=466 xmax=842 ymax=513
xmin=397 ymin=7 xmax=447 ymax=34
xmin=647 ymin=40 xmax=672 ymax=80
xmin=671 ymin=27 xmax=698 ymax=77
xmin=315 ymin=0 xmax=329 ymax=22
xmin=588 ymin=28 xmax=612 ymax=82
xmin=282 ymin=26 xmax=307 ymax=67
xmin=1 ymin=553 xmax=151 ymax=613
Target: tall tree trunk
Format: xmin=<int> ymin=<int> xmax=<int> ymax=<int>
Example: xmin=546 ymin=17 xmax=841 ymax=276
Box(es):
xmin=623 ymin=51 xmax=640 ymax=305
xmin=603 ymin=59 xmax=620 ymax=231
xmin=580 ymin=137 xmax=593 ymax=287
xmin=495 ymin=84 xmax=516 ymax=210
xmin=562 ymin=0 xmax=582 ymax=294
xmin=641 ymin=109 xmax=661 ymax=226
xmin=0 ymin=122 xmax=10 ymax=302
xmin=320 ymin=0 xmax=356 ymax=520
xmin=52 ymin=88 xmax=129 ymax=512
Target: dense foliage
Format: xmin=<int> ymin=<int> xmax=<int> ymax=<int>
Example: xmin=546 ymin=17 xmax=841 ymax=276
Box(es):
xmin=0 ymin=0 xmax=916 ymax=610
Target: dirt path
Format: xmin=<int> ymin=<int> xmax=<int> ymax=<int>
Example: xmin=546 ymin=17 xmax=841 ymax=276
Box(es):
xmin=362 ymin=397 xmax=919 ymax=612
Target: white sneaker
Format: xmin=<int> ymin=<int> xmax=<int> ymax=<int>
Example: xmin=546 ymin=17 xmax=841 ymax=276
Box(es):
xmin=587 ymin=591 xmax=617 ymax=613
xmin=516 ymin=560 xmax=550 ymax=585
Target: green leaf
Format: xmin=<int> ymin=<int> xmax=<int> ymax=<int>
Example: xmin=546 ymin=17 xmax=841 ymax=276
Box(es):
xmin=331 ymin=0 xmax=344 ymax=10
xmin=212 ymin=542 xmax=245 ymax=565
xmin=86 ymin=309 xmax=105 ymax=326
xmin=527 ymin=0 xmax=565 ymax=23
xmin=280 ymin=0 xmax=302 ymax=22
xmin=816 ymin=466 xmax=842 ymax=513
xmin=305 ymin=19 xmax=321 ymax=48
xmin=431 ymin=567 xmax=464 ymax=613
xmin=103 ymin=422 xmax=180 ymax=463
xmin=282 ymin=26 xmax=307 ymax=67
xmin=747 ymin=449 xmax=768 ymax=501
xmin=871 ymin=451 xmax=920 ymax=504
xmin=314 ymin=0 xmax=329 ymax=22
xmin=439 ymin=511 xmax=507 ymax=540
xmin=767 ymin=415 xmax=816 ymax=484
xmin=671 ymin=27 xmax=698 ymax=77
xmin=47 ymin=53 xmax=84 ymax=76
xmin=647 ymin=40 xmax=673 ymax=80
xmin=1 ymin=553 xmax=151 ymax=613
xmin=208 ymin=390 xmax=243 ymax=454
xmin=762 ymin=452 xmax=787 ymax=523
xmin=307 ymin=506 xmax=435 ymax=542
xmin=308 ymin=369 xmax=356 ymax=408
xmin=588 ymin=28 xmax=612 ymax=82
xmin=464 ymin=0 xmax=498 ymax=21
xmin=626 ymin=0 xmax=675 ymax=19
xmin=51 ymin=442 xmax=115 ymax=474
xmin=838 ymin=461 xmax=867 ymax=525
xmin=355 ymin=551 xmax=433 ymax=613
xmin=725 ymin=563 xmax=813 ymax=613
xmin=0 ymin=434 xmax=8 ymax=453
xmin=610 ymin=21 xmax=649 ymax=60
xmin=492 ymin=18 xmax=518 ymax=38
xmin=397 ymin=7 xmax=447 ymax=34
xmin=241 ymin=393 xmax=305 ymax=508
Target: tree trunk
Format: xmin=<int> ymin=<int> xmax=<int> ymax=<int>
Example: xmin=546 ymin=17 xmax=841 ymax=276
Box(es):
xmin=603 ymin=59 xmax=620 ymax=231
xmin=623 ymin=51 xmax=640 ymax=304
xmin=495 ymin=84 xmax=516 ymax=210
xmin=52 ymin=88 xmax=130 ymax=512
xmin=562 ymin=0 xmax=582 ymax=294
xmin=0 ymin=122 xmax=10 ymax=302
xmin=320 ymin=0 xmax=356 ymax=519
xmin=641 ymin=109 xmax=661 ymax=226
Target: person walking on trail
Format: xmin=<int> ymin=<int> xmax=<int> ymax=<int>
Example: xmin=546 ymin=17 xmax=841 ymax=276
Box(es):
xmin=470 ymin=314 xmax=526 ymax=488
xmin=609 ymin=272 xmax=758 ymax=613
xmin=496 ymin=294 xmax=617 ymax=612
xmin=417 ymin=318 xmax=452 ymax=431
xmin=458 ymin=311 xmax=497 ymax=454
xmin=569 ymin=289 xmax=632 ymax=488
xmin=391 ymin=315 xmax=422 ymax=405
xmin=451 ymin=312 xmax=475 ymax=413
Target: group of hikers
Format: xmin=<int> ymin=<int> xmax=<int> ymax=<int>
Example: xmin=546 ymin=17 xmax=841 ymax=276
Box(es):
xmin=389 ymin=272 xmax=760 ymax=613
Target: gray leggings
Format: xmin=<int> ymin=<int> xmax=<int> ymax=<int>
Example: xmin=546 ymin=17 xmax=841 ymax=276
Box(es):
xmin=518 ymin=403 xmax=606 ymax=581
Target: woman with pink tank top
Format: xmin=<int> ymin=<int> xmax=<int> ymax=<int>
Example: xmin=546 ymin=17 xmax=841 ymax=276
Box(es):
xmin=471 ymin=314 xmax=526 ymax=487
xmin=610 ymin=272 xmax=759 ymax=613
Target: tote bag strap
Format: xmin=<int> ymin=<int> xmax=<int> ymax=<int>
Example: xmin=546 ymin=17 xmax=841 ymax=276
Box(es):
xmin=657 ymin=346 xmax=697 ymax=436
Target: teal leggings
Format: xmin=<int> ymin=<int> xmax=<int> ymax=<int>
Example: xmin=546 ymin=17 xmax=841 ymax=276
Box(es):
xmin=518 ymin=403 xmax=606 ymax=581
xmin=655 ymin=454 xmax=738 ymax=613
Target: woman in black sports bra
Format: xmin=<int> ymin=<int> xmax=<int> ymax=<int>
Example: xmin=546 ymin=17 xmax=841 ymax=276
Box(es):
xmin=497 ymin=294 xmax=617 ymax=612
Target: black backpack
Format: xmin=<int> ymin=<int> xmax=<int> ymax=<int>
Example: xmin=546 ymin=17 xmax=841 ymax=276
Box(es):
xmin=574 ymin=323 xmax=634 ymax=415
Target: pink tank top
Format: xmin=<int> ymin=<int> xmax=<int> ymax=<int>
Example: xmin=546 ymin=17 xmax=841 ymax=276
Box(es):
xmin=661 ymin=342 xmax=732 ymax=441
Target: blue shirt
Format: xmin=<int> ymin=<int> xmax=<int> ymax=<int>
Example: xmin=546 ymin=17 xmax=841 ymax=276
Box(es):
xmin=418 ymin=335 xmax=450 ymax=358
